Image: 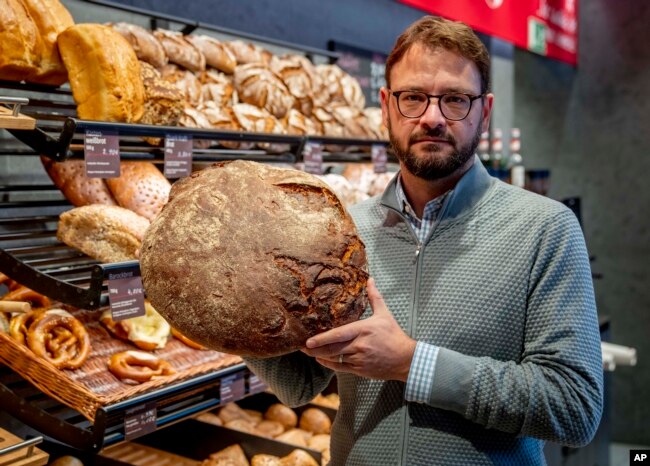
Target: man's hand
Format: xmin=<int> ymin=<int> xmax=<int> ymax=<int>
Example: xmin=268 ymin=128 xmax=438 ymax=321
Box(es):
xmin=302 ymin=278 xmax=416 ymax=382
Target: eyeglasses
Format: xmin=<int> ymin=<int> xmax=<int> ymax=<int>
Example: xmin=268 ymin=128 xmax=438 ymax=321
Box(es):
xmin=390 ymin=90 xmax=484 ymax=121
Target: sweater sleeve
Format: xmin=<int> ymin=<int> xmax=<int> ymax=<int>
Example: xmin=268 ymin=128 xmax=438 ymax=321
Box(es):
xmin=425 ymin=210 xmax=603 ymax=447
xmin=243 ymin=351 xmax=335 ymax=408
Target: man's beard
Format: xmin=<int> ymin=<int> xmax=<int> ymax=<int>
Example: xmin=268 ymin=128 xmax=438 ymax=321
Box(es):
xmin=388 ymin=121 xmax=481 ymax=181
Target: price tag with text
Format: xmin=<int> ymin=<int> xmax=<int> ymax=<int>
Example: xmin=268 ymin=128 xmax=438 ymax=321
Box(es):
xmin=107 ymin=265 xmax=145 ymax=321
xmin=248 ymin=372 xmax=268 ymax=395
xmin=84 ymin=129 xmax=120 ymax=178
xmin=219 ymin=372 xmax=246 ymax=405
xmin=164 ymin=134 xmax=193 ymax=178
xmin=124 ymin=402 xmax=157 ymax=440
xmin=371 ymin=144 xmax=388 ymax=174
xmin=302 ymin=142 xmax=323 ymax=175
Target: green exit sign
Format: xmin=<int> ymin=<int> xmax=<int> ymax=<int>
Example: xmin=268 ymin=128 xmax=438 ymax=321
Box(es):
xmin=528 ymin=17 xmax=548 ymax=55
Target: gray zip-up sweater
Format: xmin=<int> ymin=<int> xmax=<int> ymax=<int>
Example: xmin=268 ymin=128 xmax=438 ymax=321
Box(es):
xmin=245 ymin=160 xmax=603 ymax=465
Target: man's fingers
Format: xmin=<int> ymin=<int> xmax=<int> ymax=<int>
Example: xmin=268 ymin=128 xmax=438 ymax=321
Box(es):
xmin=305 ymin=322 xmax=362 ymax=348
xmin=366 ymin=277 xmax=388 ymax=315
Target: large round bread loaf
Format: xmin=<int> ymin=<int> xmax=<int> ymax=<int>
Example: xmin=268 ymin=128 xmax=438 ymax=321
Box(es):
xmin=140 ymin=160 xmax=368 ymax=357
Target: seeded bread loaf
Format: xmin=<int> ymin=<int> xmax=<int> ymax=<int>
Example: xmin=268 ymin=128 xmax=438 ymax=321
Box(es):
xmin=57 ymin=205 xmax=150 ymax=263
xmin=139 ymin=160 xmax=368 ymax=357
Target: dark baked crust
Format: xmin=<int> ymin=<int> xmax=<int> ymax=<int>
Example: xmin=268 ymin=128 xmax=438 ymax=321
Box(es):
xmin=140 ymin=160 xmax=368 ymax=357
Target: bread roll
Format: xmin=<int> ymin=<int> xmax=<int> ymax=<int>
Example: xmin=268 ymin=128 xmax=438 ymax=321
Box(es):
xmin=22 ymin=0 xmax=74 ymax=85
xmin=196 ymin=412 xmax=223 ymax=426
xmin=275 ymin=429 xmax=311 ymax=447
xmin=110 ymin=22 xmax=167 ymax=69
xmin=256 ymin=420 xmax=285 ymax=438
xmin=264 ymin=404 xmax=298 ymax=430
xmin=251 ymin=455 xmax=281 ymax=466
xmin=140 ymin=161 xmax=368 ymax=357
xmin=104 ymin=162 xmax=171 ymax=221
xmin=218 ymin=402 xmax=255 ymax=424
xmin=206 ymin=444 xmax=249 ymax=466
xmin=234 ymin=63 xmax=294 ymax=118
xmin=0 ymin=0 xmax=42 ymax=81
xmin=299 ymin=408 xmax=331 ymax=435
xmin=57 ymin=205 xmax=150 ymax=263
xmin=48 ymin=456 xmax=84 ymax=466
xmin=58 ymin=24 xmax=145 ymax=122
xmin=41 ymin=157 xmax=118 ymax=207
xmin=187 ymin=35 xmax=236 ymax=74
xmin=307 ymin=434 xmax=330 ymax=452
xmin=227 ymin=40 xmax=267 ymax=65
xmin=279 ymin=450 xmax=318 ymax=466
xmin=154 ymin=29 xmax=205 ymax=72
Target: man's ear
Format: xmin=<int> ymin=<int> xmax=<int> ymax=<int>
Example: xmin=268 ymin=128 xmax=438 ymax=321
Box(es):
xmin=481 ymin=93 xmax=494 ymax=134
xmin=380 ymin=87 xmax=390 ymax=129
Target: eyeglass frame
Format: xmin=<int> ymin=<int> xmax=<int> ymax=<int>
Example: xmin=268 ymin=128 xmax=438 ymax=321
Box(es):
xmin=389 ymin=89 xmax=486 ymax=121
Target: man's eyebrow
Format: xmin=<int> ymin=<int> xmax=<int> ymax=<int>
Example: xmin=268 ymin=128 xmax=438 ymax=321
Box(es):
xmin=392 ymin=86 xmax=479 ymax=94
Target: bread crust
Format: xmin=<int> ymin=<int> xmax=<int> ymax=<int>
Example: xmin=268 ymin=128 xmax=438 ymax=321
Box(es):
xmin=57 ymin=24 xmax=145 ymax=122
xmin=57 ymin=205 xmax=150 ymax=263
xmin=140 ymin=160 xmax=368 ymax=357
xmin=0 ymin=0 xmax=43 ymax=81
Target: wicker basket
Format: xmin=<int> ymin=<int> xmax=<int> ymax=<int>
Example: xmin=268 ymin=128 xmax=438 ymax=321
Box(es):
xmin=0 ymin=306 xmax=242 ymax=422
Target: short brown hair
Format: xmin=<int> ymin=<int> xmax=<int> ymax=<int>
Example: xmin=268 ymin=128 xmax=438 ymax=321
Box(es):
xmin=385 ymin=16 xmax=490 ymax=93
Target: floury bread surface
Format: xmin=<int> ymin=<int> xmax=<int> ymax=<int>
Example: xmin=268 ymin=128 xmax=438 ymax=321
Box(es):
xmin=140 ymin=160 xmax=368 ymax=357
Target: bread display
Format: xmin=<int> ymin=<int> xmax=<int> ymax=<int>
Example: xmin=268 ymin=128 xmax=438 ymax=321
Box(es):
xmin=40 ymin=157 xmax=118 ymax=207
xmin=140 ymin=160 xmax=368 ymax=357
xmin=0 ymin=0 xmax=43 ymax=81
xmin=57 ymin=204 xmax=150 ymax=263
xmin=187 ymin=35 xmax=237 ymax=74
xmin=234 ymin=63 xmax=295 ymax=119
xmin=22 ymin=0 xmax=74 ymax=85
xmin=58 ymin=24 xmax=145 ymax=122
xmin=104 ymin=161 xmax=171 ymax=221
xmin=110 ymin=22 xmax=167 ymax=69
xmin=154 ymin=29 xmax=205 ymax=72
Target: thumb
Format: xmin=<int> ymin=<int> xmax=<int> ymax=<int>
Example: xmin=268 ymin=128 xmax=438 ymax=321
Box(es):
xmin=366 ymin=277 xmax=388 ymax=315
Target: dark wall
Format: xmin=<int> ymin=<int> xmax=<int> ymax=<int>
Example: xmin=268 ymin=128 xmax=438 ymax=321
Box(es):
xmin=515 ymin=1 xmax=650 ymax=445
xmin=110 ymin=0 xmax=650 ymax=444
xmin=113 ymin=0 xmax=424 ymax=54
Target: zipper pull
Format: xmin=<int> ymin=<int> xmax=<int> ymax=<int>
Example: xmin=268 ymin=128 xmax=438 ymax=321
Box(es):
xmin=414 ymin=243 xmax=421 ymax=263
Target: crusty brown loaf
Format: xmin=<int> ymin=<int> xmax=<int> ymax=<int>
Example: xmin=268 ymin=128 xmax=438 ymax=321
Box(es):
xmin=271 ymin=57 xmax=314 ymax=117
xmin=40 ymin=156 xmax=118 ymax=206
xmin=57 ymin=24 xmax=145 ymax=122
xmin=200 ymin=69 xmax=235 ymax=107
xmin=234 ymin=63 xmax=295 ymax=119
xmin=57 ymin=205 xmax=150 ymax=263
xmin=154 ymin=29 xmax=205 ymax=72
xmin=105 ymin=162 xmax=171 ymax=221
xmin=0 ymin=0 xmax=43 ymax=81
xmin=186 ymin=35 xmax=236 ymax=74
xmin=139 ymin=160 xmax=368 ymax=357
xmin=139 ymin=61 xmax=184 ymax=129
xmin=110 ymin=22 xmax=167 ymax=69
xmin=160 ymin=63 xmax=203 ymax=106
xmin=22 ymin=0 xmax=74 ymax=85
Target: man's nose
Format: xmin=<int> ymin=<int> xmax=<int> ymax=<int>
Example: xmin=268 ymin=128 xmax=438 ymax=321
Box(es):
xmin=419 ymin=98 xmax=447 ymax=129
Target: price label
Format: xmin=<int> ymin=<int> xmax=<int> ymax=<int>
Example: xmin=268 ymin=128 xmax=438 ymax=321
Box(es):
xmin=371 ymin=144 xmax=388 ymax=174
xmin=164 ymin=134 xmax=193 ymax=178
xmin=248 ymin=372 xmax=268 ymax=395
xmin=124 ymin=402 xmax=157 ymax=440
xmin=219 ymin=372 xmax=246 ymax=405
xmin=84 ymin=129 xmax=120 ymax=178
xmin=302 ymin=142 xmax=323 ymax=175
xmin=107 ymin=265 xmax=145 ymax=321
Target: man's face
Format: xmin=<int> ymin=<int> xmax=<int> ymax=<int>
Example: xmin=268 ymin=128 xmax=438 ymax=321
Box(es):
xmin=380 ymin=44 xmax=493 ymax=181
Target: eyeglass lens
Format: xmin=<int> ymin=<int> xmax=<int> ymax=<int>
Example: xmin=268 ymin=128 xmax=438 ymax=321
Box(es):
xmin=397 ymin=92 xmax=472 ymax=120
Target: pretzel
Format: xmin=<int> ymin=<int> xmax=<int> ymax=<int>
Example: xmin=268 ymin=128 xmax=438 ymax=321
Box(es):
xmin=0 ymin=312 xmax=9 ymax=333
xmin=27 ymin=310 xmax=91 ymax=370
xmin=0 ymin=272 xmax=20 ymax=292
xmin=108 ymin=350 xmax=175 ymax=383
xmin=2 ymin=286 xmax=51 ymax=311
xmin=171 ymin=327 xmax=206 ymax=350
xmin=9 ymin=310 xmax=47 ymax=345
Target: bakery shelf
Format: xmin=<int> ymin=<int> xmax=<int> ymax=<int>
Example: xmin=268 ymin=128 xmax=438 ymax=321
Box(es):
xmin=0 ymin=361 xmax=261 ymax=452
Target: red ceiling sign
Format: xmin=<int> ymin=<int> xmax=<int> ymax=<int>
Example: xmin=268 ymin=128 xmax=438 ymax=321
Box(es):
xmin=398 ymin=0 xmax=578 ymax=65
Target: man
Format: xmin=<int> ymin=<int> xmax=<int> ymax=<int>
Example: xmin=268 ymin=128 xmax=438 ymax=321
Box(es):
xmin=246 ymin=15 xmax=603 ymax=465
